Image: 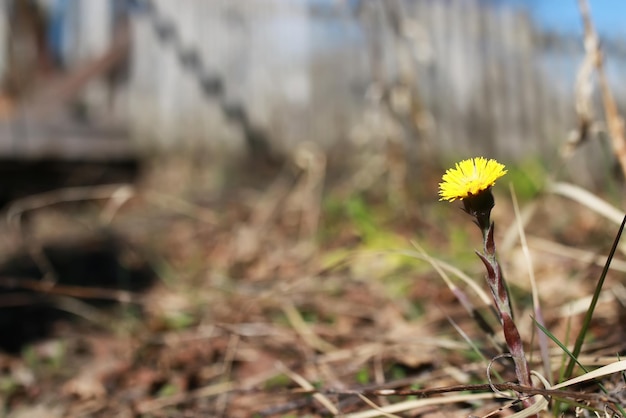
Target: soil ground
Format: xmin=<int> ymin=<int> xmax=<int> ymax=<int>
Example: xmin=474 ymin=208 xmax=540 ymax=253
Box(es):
xmin=0 ymin=156 xmax=624 ymax=417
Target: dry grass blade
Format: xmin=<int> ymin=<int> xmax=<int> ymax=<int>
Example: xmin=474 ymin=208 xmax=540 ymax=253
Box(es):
xmin=528 ymin=236 xmax=626 ymax=273
xmin=500 ymin=199 xmax=540 ymax=254
xmin=135 ymin=381 xmax=235 ymax=414
xmin=407 ymin=243 xmax=500 ymax=345
xmin=5 ymin=184 xmax=135 ymax=285
xmin=510 ymin=184 xmax=551 ymax=382
xmin=547 ymin=182 xmax=624 ymax=225
xmin=344 ymin=392 xmax=500 ymax=418
xmin=275 ymin=361 xmax=340 ymax=415
xmin=578 ymin=0 xmax=626 ymax=179
xmin=443 ymin=310 xmax=488 ymax=362
xmin=6 ymin=184 xmax=135 ymax=228
xmin=0 ymin=275 xmax=139 ymax=300
xmin=355 ymin=394 xmax=403 ymax=418
xmin=143 ymin=190 xmax=216 ymax=224
xmin=359 ymin=381 xmax=615 ymax=402
xmin=506 ymin=396 xmax=549 ymax=418
xmin=405 ymin=244 xmax=492 ymax=307
xmin=553 ymin=359 xmax=626 ymax=390
xmin=410 ymin=241 xmax=478 ymax=313
xmin=557 ymin=292 xmax=614 ymax=318
xmin=281 ymin=302 xmax=338 ymax=353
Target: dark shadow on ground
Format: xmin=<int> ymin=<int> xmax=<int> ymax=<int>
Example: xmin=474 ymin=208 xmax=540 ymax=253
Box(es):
xmin=0 ymin=158 xmax=139 ymax=208
xmin=0 ymin=233 xmax=155 ymax=353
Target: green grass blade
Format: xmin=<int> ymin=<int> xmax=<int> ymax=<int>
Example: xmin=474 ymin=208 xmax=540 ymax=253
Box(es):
xmin=533 ymin=319 xmax=626 ymax=417
xmin=533 ymin=319 xmax=587 ymax=374
xmin=563 ymin=214 xmax=626 ymax=379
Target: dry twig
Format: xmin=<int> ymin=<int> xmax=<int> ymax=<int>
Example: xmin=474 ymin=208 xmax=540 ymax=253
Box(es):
xmin=578 ymin=0 xmax=626 ymax=178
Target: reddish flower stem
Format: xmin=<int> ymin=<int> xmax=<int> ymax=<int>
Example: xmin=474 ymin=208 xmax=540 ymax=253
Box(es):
xmin=477 ymin=222 xmax=534 ymax=410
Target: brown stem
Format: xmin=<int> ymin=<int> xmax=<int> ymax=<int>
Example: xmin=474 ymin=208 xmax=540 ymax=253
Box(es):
xmin=477 ymin=222 xmax=535 ymax=411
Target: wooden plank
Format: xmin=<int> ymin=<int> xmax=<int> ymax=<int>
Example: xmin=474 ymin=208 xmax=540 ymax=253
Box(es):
xmin=0 ymin=116 xmax=132 ymax=161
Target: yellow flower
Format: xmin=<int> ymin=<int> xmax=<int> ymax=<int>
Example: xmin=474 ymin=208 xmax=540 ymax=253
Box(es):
xmin=439 ymin=157 xmax=507 ymax=202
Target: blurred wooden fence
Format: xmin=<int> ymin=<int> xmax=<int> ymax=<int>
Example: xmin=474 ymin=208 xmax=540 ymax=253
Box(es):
xmin=127 ymin=0 xmax=313 ymax=157
xmin=126 ymin=0 xmax=626 ymax=163
xmin=3 ymin=0 xmax=626 ymax=167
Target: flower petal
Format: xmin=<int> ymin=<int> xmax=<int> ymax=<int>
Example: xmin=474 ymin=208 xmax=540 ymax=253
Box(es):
xmin=438 ymin=157 xmax=507 ymax=201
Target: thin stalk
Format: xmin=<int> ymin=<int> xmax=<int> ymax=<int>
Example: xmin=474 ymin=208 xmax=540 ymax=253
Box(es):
xmin=563 ymin=214 xmax=626 ymax=378
xmin=477 ymin=222 xmax=533 ymax=409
